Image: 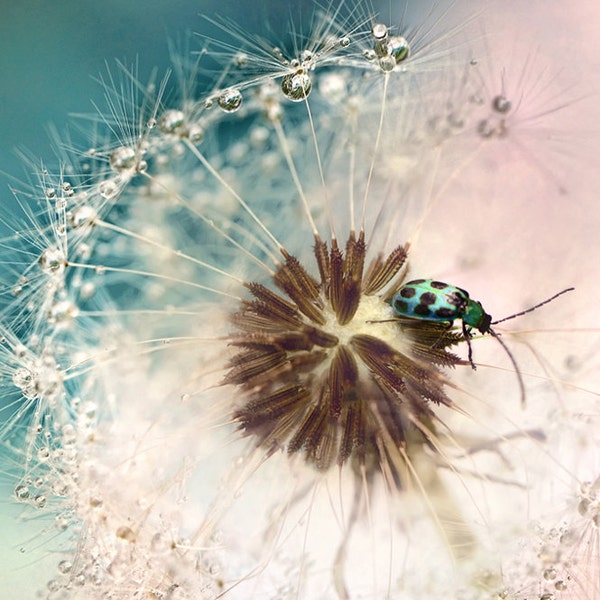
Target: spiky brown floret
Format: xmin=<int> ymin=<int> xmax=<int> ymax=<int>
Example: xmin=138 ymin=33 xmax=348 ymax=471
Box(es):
xmin=225 ymin=232 xmax=464 ymax=479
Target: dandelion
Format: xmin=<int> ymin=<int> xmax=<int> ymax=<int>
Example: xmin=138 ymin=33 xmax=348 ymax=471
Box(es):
xmin=1 ymin=1 xmax=599 ymax=599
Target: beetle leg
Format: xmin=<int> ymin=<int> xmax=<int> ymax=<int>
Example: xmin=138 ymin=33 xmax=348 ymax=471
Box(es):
xmin=462 ymin=321 xmax=476 ymax=370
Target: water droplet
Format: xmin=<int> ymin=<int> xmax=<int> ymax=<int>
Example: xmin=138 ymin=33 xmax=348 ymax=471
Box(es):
xmin=388 ymin=36 xmax=410 ymax=63
xmin=539 ymin=594 xmax=555 ymax=600
xmin=378 ymin=55 xmax=396 ymax=72
xmin=68 ymin=205 xmax=97 ymax=230
xmin=593 ymin=512 xmax=600 ymax=527
xmin=281 ymin=72 xmax=312 ymax=101
xmin=578 ymin=498 xmax=591 ymax=515
xmin=301 ymin=49 xmax=314 ymax=63
xmin=233 ymin=52 xmax=248 ymax=67
xmin=47 ymin=578 xmax=62 ymax=592
xmin=371 ymin=23 xmax=388 ymax=41
xmin=218 ymin=88 xmax=243 ymax=112
xmin=34 ymin=494 xmax=47 ymax=508
xmin=339 ymin=36 xmax=350 ymax=48
xmin=38 ymin=447 xmax=50 ymax=462
xmin=57 ymin=560 xmax=72 ymax=574
xmin=109 ymin=146 xmax=137 ymax=172
xmin=39 ymin=248 xmax=66 ymax=274
xmin=98 ymin=178 xmax=120 ymax=200
xmin=89 ymin=496 xmax=103 ymax=508
xmin=159 ymin=109 xmax=185 ymax=134
xmin=187 ymin=123 xmax=205 ymax=144
xmin=363 ymin=48 xmax=377 ymax=61
xmin=46 ymin=187 xmax=57 ymax=199
xmin=14 ymin=484 xmax=30 ymax=500
xmin=203 ymin=98 xmax=214 ymax=109
xmin=62 ymin=181 xmax=74 ymax=197
xmin=147 ymin=117 xmax=157 ymax=129
xmin=554 ymin=581 xmax=567 ymax=591
xmin=543 ymin=566 xmax=557 ymax=580
xmin=61 ymin=424 xmax=76 ymax=446
xmin=55 ymin=515 xmax=69 ymax=531
xmin=477 ymin=119 xmax=495 ymax=138
xmin=493 ymin=94 xmax=512 ymax=113
xmin=116 ymin=525 xmax=136 ymax=542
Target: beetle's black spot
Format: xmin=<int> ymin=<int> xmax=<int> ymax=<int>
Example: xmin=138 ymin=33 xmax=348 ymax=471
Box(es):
xmin=419 ymin=292 xmax=436 ymax=306
xmin=407 ymin=278 xmax=425 ymax=284
xmin=394 ymin=299 xmax=408 ymax=313
xmin=400 ymin=287 xmax=416 ymax=299
xmin=414 ymin=304 xmax=431 ymax=317
xmin=430 ymin=281 xmax=447 ymax=289
xmin=447 ymin=292 xmax=467 ymax=309
xmin=435 ymin=307 xmax=455 ymax=319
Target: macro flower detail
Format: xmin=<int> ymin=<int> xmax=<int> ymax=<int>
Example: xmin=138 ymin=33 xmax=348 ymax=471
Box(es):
xmin=227 ymin=232 xmax=467 ymax=475
xmin=1 ymin=1 xmax=598 ymax=599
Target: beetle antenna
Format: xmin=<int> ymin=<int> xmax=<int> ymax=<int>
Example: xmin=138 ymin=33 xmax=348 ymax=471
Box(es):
xmin=488 ymin=328 xmax=526 ymax=407
xmin=491 ymin=287 xmax=574 ymax=325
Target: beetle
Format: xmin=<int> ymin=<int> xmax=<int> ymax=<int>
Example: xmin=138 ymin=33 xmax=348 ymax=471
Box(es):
xmin=391 ymin=279 xmax=574 ymax=405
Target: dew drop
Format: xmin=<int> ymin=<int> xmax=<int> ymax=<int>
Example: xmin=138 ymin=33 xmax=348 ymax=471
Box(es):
xmin=34 ymin=494 xmax=47 ymax=509
xmin=203 ymin=98 xmax=214 ymax=109
xmin=388 ymin=36 xmax=410 ymax=63
xmin=39 ymin=248 xmax=66 ymax=274
xmin=539 ymin=594 xmax=555 ymax=600
xmin=363 ymin=48 xmax=377 ymax=61
xmin=218 ymin=88 xmax=243 ymax=112
xmin=554 ymin=581 xmax=567 ymax=591
xmin=46 ymin=188 xmax=57 ymax=199
xmin=55 ymin=515 xmax=70 ymax=531
xmin=187 ymin=123 xmax=205 ymax=144
xmin=68 ymin=205 xmax=97 ymax=230
xmin=543 ymin=566 xmax=557 ymax=580
xmin=57 ymin=560 xmax=72 ymax=574
xmin=233 ymin=52 xmax=248 ymax=67
xmin=116 ymin=525 xmax=136 ymax=542
xmin=339 ymin=36 xmax=350 ymax=48
xmin=493 ymin=94 xmax=512 ymax=113
xmin=98 ymin=178 xmax=120 ymax=200
xmin=281 ymin=72 xmax=312 ymax=101
xmin=371 ymin=23 xmax=388 ymax=40
xmin=109 ymin=146 xmax=137 ymax=172
xmin=38 ymin=447 xmax=50 ymax=462
xmin=159 ymin=109 xmax=185 ymax=135
xmin=378 ymin=55 xmax=396 ymax=72
xmin=147 ymin=117 xmax=157 ymax=129
xmin=477 ymin=119 xmax=495 ymax=138
xmin=14 ymin=484 xmax=30 ymax=501
xmin=62 ymin=181 xmax=74 ymax=197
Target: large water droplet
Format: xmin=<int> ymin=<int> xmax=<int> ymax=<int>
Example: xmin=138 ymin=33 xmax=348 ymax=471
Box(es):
xmin=388 ymin=36 xmax=410 ymax=63
xmin=109 ymin=146 xmax=136 ymax=172
xmin=218 ymin=89 xmax=243 ymax=112
xmin=68 ymin=205 xmax=97 ymax=230
xmin=281 ymin=72 xmax=312 ymax=101
xmin=39 ymin=248 xmax=66 ymax=274
xmin=159 ymin=109 xmax=185 ymax=135
xmin=371 ymin=23 xmax=388 ymax=41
